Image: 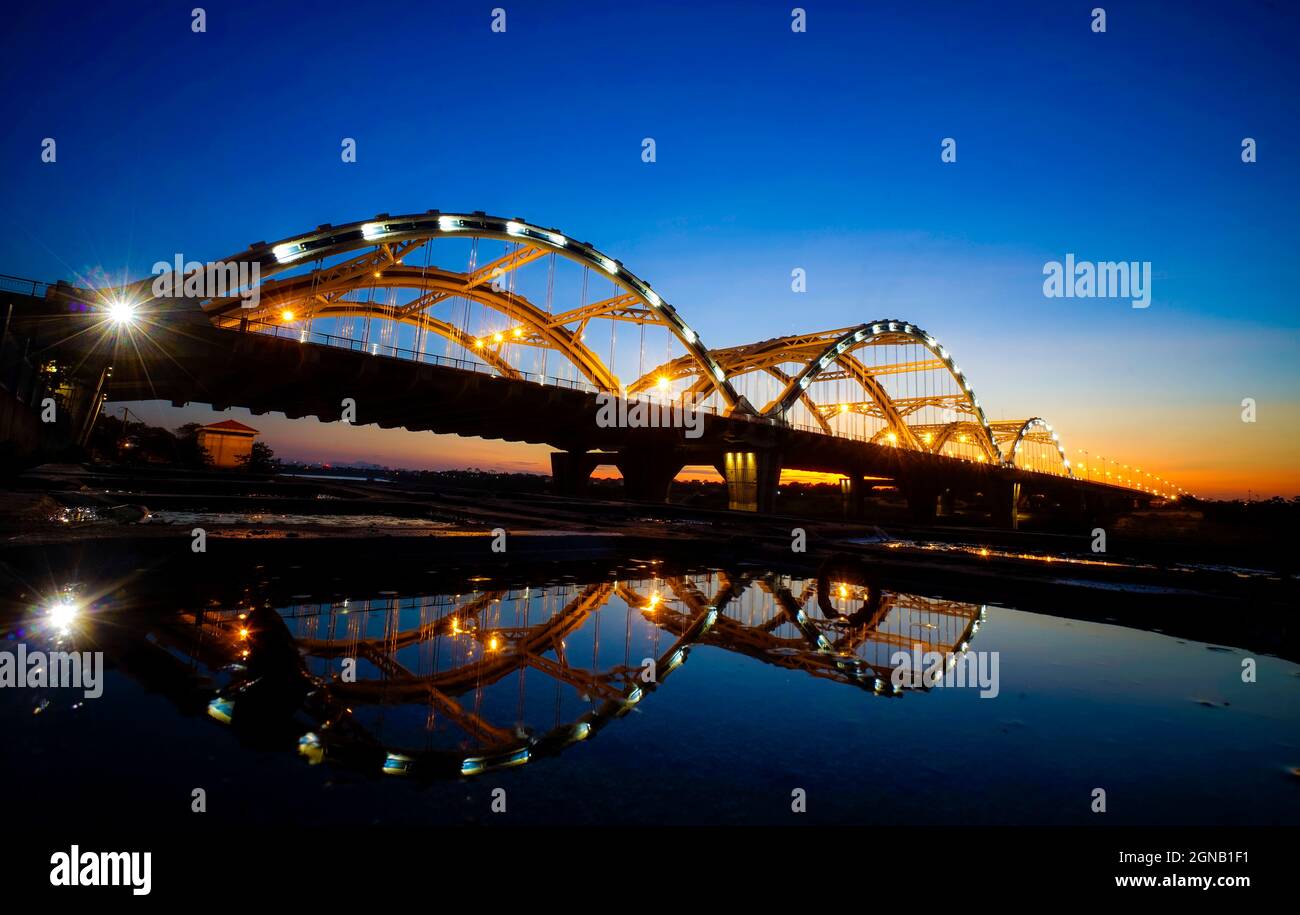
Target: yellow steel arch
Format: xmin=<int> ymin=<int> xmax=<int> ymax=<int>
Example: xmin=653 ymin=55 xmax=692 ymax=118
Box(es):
xmin=222 ymin=265 xmax=619 ymax=391
xmin=178 ymin=211 xmax=748 ymax=412
xmin=763 ymin=320 xmax=1002 ymax=462
xmin=1005 ymin=417 xmax=1074 ymax=476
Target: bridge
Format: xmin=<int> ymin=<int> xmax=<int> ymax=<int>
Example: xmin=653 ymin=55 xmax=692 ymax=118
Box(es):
xmin=2 ymin=210 xmax=1182 ymax=526
xmin=9 ymin=566 xmax=985 ymax=782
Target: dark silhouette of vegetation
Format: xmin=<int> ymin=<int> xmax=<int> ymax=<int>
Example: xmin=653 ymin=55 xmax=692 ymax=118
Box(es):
xmin=88 ymin=415 xmax=211 ymax=467
xmin=172 ymin=423 xmax=211 ymax=468
xmin=239 ymin=440 xmax=279 ymax=473
xmin=1185 ymin=495 xmax=1300 ymax=530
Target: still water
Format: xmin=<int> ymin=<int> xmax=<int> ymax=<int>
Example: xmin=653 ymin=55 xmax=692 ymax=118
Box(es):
xmin=3 ymin=563 xmax=1297 ymax=826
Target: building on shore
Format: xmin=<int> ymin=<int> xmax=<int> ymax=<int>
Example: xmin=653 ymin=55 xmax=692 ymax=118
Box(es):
xmin=197 ymin=419 xmax=259 ymax=468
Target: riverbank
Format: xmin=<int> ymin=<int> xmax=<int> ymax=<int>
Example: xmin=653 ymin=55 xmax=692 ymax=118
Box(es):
xmin=1 ymin=463 xmax=1296 ymax=663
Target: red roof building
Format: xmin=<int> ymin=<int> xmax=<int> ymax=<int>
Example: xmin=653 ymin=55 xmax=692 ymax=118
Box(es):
xmin=197 ymin=419 xmax=260 ymax=468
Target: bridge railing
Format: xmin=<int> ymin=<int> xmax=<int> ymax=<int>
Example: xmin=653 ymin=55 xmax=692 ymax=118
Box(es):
xmin=236 ymin=319 xmax=1096 ymax=483
xmin=243 ymin=319 xmax=614 ymax=394
xmin=241 ymin=319 xmax=862 ymax=431
xmin=0 ymin=274 xmax=51 ymax=298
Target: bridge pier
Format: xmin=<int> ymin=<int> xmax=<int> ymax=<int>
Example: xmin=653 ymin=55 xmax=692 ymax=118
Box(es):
xmin=616 ymin=450 xmax=682 ymax=503
xmin=988 ymin=479 xmax=1022 ymax=530
xmin=904 ymin=483 xmax=940 ymax=523
xmin=719 ymin=451 xmax=781 ymax=513
xmin=936 ymin=488 xmax=956 ymax=518
xmin=840 ymin=473 xmax=867 ymax=520
xmin=549 ymin=451 xmax=604 ymax=498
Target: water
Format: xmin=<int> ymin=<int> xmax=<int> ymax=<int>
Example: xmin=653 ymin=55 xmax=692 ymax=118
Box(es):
xmin=2 ymin=564 xmax=1297 ymax=826
xmin=143 ymin=510 xmax=455 ymax=529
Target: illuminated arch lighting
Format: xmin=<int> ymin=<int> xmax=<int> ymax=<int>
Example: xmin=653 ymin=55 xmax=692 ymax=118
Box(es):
xmin=765 ymin=320 xmax=1004 ymax=463
xmin=157 ymin=212 xmax=747 ymax=412
xmin=1006 ymin=417 xmax=1075 ymax=477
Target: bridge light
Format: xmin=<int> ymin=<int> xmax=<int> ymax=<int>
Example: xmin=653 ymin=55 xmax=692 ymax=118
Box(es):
xmin=885 ymin=431 xmax=898 ymax=445
xmin=493 ymin=332 xmax=504 ymax=344
xmin=505 ymin=220 xmax=526 ymax=237
xmin=272 ymin=241 xmax=308 ymax=263
xmin=512 ymin=327 xmax=524 ymax=339
xmin=712 ymin=365 xmax=726 ymax=382
xmin=383 ymin=754 xmax=414 ymax=776
xmin=48 ymin=598 xmax=79 ymax=633
xmin=839 ymin=403 xmax=849 ymax=414
xmin=106 ymin=299 xmax=136 ymax=326
xmin=644 ymin=288 xmax=662 ymax=307
xmin=656 ymin=376 xmax=670 ymax=390
xmin=473 ymin=338 xmax=483 ymax=348
xmin=280 ymin=309 xmax=295 ymax=322
xmin=681 ymin=327 xmax=696 ymax=344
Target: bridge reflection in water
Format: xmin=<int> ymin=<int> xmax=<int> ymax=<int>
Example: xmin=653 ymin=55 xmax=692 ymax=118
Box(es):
xmin=135 ymin=571 xmax=984 ymax=781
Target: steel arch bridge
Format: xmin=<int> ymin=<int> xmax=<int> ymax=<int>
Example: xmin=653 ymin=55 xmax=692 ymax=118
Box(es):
xmin=17 ymin=208 xmax=1180 ymax=521
xmin=93 ymin=571 xmax=984 ymax=782
xmin=163 ymin=210 xmax=1075 ymax=473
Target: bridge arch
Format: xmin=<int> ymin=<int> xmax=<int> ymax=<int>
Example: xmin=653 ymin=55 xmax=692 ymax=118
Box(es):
xmin=631 ymin=320 xmax=1002 ymax=462
xmin=178 ymin=212 xmax=749 ymax=412
xmin=230 ymin=265 xmax=621 ymax=391
xmin=1005 ymin=417 xmax=1074 ymax=476
xmin=764 ymin=321 xmax=1000 ymax=461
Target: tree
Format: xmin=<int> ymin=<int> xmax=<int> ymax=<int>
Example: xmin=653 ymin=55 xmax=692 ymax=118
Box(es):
xmin=173 ymin=423 xmax=211 ymax=468
xmin=239 ymin=440 xmax=278 ymax=473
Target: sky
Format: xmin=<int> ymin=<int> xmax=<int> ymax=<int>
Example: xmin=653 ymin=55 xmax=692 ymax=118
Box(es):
xmin=1 ymin=0 xmax=1297 ymax=498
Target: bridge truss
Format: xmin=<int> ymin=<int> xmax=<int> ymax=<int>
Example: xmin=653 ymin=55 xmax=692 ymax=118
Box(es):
xmin=174 ymin=573 xmax=985 ymax=780
xmin=86 ymin=209 xmax=1183 ymax=493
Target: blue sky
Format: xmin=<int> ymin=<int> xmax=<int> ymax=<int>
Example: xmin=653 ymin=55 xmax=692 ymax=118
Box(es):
xmin=2 ymin=0 xmax=1297 ymax=495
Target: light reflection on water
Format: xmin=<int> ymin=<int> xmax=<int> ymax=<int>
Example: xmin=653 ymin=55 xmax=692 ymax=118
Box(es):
xmin=3 ymin=563 xmax=1298 ymax=826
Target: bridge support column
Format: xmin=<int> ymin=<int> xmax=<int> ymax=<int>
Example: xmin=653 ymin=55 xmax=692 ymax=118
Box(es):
xmin=616 ymin=451 xmax=682 ymax=503
xmin=549 ymin=451 xmax=602 ymax=498
xmin=989 ymin=480 xmax=1022 ymax=530
xmin=936 ymin=488 xmax=956 ymax=518
xmin=1082 ymin=491 xmax=1120 ymax=527
xmin=720 ymin=451 xmax=781 ymax=513
xmin=904 ymin=483 xmax=941 ymax=524
xmin=841 ymin=474 xmax=867 ymax=520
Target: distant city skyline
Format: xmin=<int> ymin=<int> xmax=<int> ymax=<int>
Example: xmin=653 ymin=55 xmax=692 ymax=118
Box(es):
xmin=3 ymin=1 xmax=1297 ymax=498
